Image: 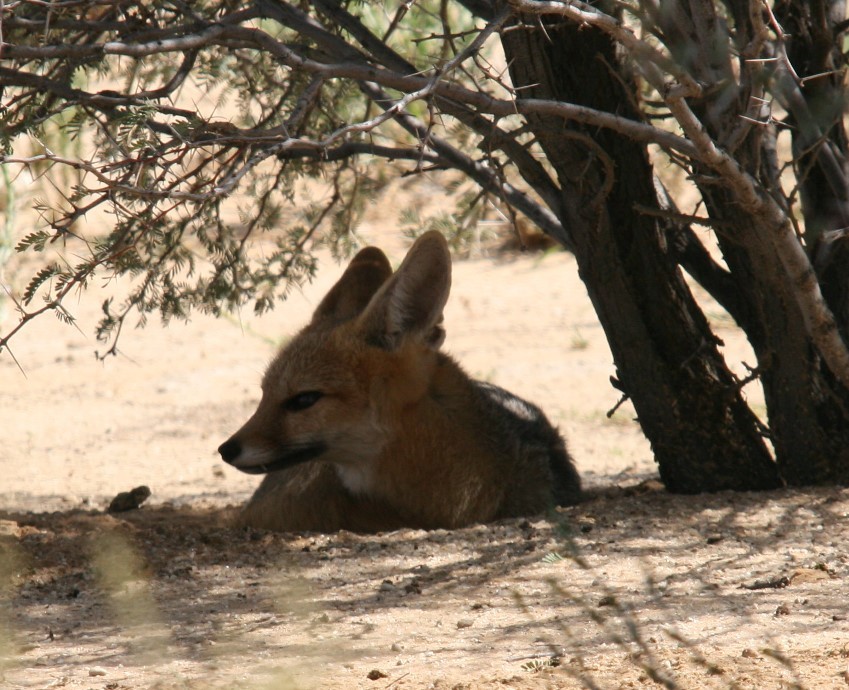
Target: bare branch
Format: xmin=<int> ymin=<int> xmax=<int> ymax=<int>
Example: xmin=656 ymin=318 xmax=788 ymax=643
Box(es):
xmin=507 ymin=0 xmax=702 ymax=95
xmin=1 ymin=140 xmax=443 ymax=204
xmin=309 ymin=0 xmax=566 ymax=223
xmin=359 ymin=81 xmax=569 ymax=247
xmin=665 ymin=86 xmax=849 ymax=390
xmin=0 ymin=16 xmax=699 ymax=161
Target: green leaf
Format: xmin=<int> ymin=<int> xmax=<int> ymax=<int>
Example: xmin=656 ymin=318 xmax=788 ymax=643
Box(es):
xmin=15 ymin=230 xmax=52 ymax=253
xmin=22 ymin=263 xmax=62 ymax=305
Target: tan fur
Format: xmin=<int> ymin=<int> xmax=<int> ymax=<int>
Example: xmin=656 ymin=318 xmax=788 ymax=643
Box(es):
xmin=219 ymin=231 xmax=580 ymax=532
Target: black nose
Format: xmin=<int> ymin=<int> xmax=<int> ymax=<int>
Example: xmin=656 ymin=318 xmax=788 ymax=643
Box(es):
xmin=218 ymin=438 xmax=242 ymax=464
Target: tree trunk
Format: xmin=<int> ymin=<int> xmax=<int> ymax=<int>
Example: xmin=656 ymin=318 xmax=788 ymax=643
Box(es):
xmin=658 ymin=0 xmax=849 ymax=486
xmin=773 ymin=0 xmax=849 ymax=336
xmin=697 ymin=181 xmax=849 ymax=485
xmin=498 ymin=6 xmax=781 ymax=492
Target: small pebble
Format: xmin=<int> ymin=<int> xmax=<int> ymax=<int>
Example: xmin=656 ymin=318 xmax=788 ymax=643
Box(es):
xmin=456 ymin=619 xmax=473 ymax=629
xmin=89 ymin=667 xmax=107 ymax=677
xmin=107 ymin=486 xmax=151 ymax=513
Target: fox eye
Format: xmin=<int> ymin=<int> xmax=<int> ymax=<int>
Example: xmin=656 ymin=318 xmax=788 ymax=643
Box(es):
xmin=283 ymin=390 xmax=323 ymax=412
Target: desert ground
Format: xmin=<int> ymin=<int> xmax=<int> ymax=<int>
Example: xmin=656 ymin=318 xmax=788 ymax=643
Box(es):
xmin=2 ymin=217 xmax=849 ymax=689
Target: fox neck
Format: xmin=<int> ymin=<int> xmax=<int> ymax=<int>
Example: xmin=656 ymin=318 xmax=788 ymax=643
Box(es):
xmin=333 ymin=463 xmax=376 ymax=495
xmin=334 ymin=353 xmax=500 ymax=527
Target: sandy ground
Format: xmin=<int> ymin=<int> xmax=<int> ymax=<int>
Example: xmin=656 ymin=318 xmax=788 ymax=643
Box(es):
xmin=2 ymin=226 xmax=849 ymax=689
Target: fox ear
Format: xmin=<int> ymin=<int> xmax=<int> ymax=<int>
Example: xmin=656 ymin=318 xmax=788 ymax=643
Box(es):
xmin=311 ymin=246 xmax=393 ymax=328
xmin=358 ymin=231 xmax=451 ymax=350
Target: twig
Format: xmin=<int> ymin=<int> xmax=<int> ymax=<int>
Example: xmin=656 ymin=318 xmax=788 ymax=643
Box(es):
xmin=664 ymin=85 xmax=849 ymax=391
xmin=507 ymin=0 xmax=701 ymax=97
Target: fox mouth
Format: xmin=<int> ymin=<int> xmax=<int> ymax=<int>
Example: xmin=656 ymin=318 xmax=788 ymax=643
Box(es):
xmin=221 ymin=441 xmax=328 ymax=474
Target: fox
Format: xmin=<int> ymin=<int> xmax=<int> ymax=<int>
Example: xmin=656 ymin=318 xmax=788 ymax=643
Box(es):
xmin=218 ymin=230 xmax=581 ymax=532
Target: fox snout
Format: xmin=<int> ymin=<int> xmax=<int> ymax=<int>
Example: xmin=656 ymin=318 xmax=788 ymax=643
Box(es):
xmin=218 ymin=438 xmax=244 ymax=466
xmin=217 ymin=437 xmax=270 ymax=474
xmin=218 ymin=434 xmax=327 ymax=475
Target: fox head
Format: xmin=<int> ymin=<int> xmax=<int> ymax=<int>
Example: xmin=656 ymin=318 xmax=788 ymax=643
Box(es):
xmin=218 ymin=231 xmax=452 ymax=490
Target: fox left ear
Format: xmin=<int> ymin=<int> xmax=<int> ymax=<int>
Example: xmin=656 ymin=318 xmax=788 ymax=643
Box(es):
xmin=359 ymin=231 xmax=451 ymax=350
xmin=310 ymin=246 xmax=393 ymax=328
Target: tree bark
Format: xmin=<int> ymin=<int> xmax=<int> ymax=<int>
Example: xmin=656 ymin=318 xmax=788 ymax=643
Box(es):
xmin=774 ymin=0 xmax=849 ymax=334
xmin=663 ymin=0 xmax=849 ymax=485
xmin=498 ymin=5 xmax=781 ymax=492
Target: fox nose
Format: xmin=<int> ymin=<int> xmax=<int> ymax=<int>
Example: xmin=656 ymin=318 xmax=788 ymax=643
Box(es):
xmin=218 ymin=438 xmax=242 ymax=464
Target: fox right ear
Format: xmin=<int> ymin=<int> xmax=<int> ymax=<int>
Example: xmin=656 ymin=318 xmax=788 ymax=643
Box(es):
xmin=358 ymin=231 xmax=451 ymax=350
xmin=310 ymin=246 xmax=393 ymax=328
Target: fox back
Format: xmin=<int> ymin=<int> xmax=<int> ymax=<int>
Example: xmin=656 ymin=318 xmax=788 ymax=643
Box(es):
xmin=218 ymin=231 xmax=580 ymax=532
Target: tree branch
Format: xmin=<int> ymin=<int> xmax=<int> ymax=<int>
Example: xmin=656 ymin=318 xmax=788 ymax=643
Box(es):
xmin=269 ymin=0 xmax=567 ymax=223
xmin=0 ymin=16 xmax=701 ymax=161
xmin=357 ymin=81 xmax=570 ymax=248
xmin=0 ymin=65 xmax=199 ymax=119
xmin=665 ymin=84 xmax=849 ymax=390
xmin=506 ymin=0 xmax=702 ymax=96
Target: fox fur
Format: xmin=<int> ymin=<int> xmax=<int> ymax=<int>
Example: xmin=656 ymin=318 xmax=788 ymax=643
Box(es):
xmin=218 ymin=231 xmax=580 ymax=532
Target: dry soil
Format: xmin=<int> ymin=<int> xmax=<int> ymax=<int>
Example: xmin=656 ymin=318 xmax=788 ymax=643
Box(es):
xmin=2 ymin=227 xmax=849 ymax=689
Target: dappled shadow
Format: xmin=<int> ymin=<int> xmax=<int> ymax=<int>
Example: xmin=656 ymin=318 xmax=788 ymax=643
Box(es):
xmin=3 ymin=483 xmax=848 ymax=688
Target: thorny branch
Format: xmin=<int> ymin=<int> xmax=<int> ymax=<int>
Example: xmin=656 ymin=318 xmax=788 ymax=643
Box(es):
xmin=2 ymin=0 xmax=849 ymax=388
xmin=0 ymin=22 xmax=698 ymax=157
xmin=508 ymin=0 xmax=849 ymax=389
